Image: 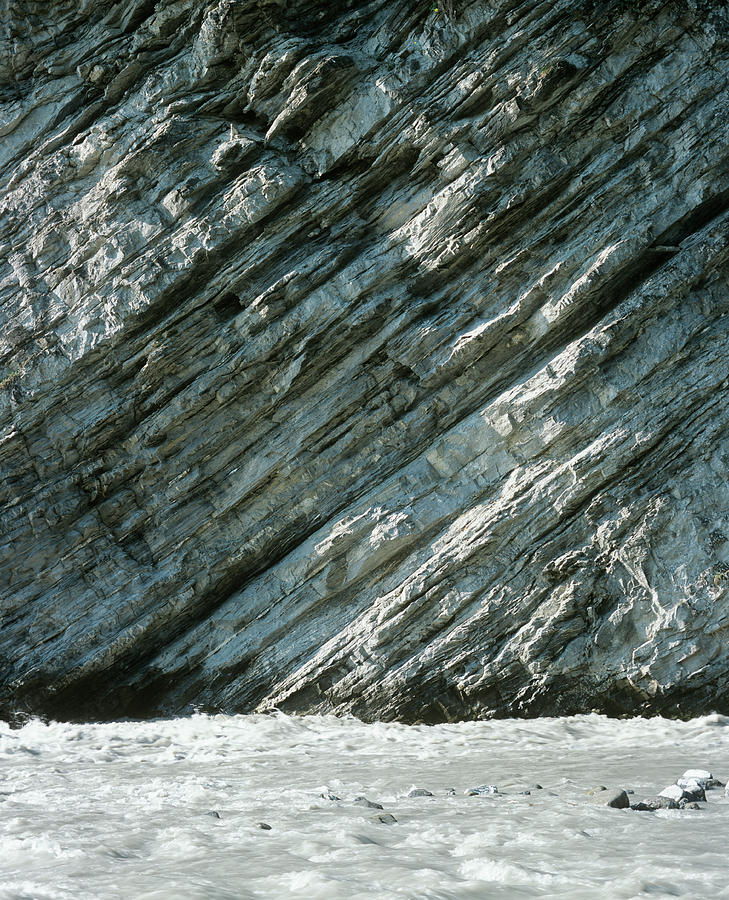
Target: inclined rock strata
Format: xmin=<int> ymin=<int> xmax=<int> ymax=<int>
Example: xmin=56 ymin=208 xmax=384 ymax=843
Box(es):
xmin=1 ymin=0 xmax=729 ymax=723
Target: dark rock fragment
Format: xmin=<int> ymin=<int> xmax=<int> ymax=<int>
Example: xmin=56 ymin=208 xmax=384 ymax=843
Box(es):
xmin=604 ymin=790 xmax=631 ymax=809
xmin=659 ymin=784 xmax=696 ymax=803
xmin=407 ymin=788 xmax=433 ymax=798
xmin=354 ymin=796 xmax=383 ymax=809
xmin=465 ymin=784 xmax=498 ymax=796
xmin=590 ymin=789 xmax=630 ymax=809
xmin=678 ymin=769 xmax=713 ymax=789
xmin=683 ymin=785 xmax=706 ymax=803
xmin=372 ymin=813 xmax=397 ymax=825
xmin=631 ymin=797 xmax=679 ymax=811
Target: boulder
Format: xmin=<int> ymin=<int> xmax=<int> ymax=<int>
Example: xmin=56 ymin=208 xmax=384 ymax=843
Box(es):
xmin=658 ymin=785 xmax=687 ymax=803
xmin=590 ymin=789 xmax=630 ymax=809
xmin=631 ymin=797 xmax=679 ymax=811
xmin=677 ymin=780 xmax=706 ymax=803
xmin=372 ymin=814 xmax=397 ymax=825
xmin=353 ymin=796 xmax=383 ymax=810
xmin=678 ymin=770 xmax=717 ymax=794
xmin=679 ymin=769 xmax=713 ymax=785
xmin=465 ymin=785 xmax=499 ymax=796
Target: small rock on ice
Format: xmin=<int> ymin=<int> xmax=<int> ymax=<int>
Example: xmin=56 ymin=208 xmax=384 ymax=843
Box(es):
xmin=659 ymin=785 xmax=690 ymax=803
xmin=372 ymin=813 xmax=397 ymax=825
xmin=680 ymin=769 xmax=712 ymax=785
xmin=678 ymin=772 xmax=719 ymax=792
xmin=465 ymin=785 xmax=498 ymax=796
xmin=590 ymin=789 xmax=630 ymax=809
xmin=631 ymin=797 xmax=679 ymax=811
xmin=679 ymin=780 xmax=706 ymax=802
xmin=354 ymin=796 xmax=383 ymax=809
xmin=407 ymin=788 xmax=433 ymax=798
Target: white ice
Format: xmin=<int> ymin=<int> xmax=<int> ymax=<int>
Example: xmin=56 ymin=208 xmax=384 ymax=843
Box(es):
xmin=1 ymin=712 xmax=729 ymax=899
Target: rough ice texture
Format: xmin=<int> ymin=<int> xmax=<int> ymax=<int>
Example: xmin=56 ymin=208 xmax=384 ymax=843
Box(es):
xmin=1 ymin=0 xmax=729 ymax=724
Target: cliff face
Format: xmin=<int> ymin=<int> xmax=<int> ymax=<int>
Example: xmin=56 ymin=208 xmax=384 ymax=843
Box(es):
xmin=2 ymin=0 xmax=729 ymax=724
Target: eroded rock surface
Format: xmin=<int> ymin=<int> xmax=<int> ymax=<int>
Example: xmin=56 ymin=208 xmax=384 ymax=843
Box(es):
xmin=2 ymin=0 xmax=729 ymax=723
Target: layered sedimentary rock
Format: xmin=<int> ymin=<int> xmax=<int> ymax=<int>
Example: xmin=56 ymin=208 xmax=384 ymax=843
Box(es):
xmin=2 ymin=0 xmax=729 ymax=724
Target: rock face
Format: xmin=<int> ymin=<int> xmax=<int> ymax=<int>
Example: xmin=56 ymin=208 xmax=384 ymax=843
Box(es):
xmin=2 ymin=0 xmax=729 ymax=724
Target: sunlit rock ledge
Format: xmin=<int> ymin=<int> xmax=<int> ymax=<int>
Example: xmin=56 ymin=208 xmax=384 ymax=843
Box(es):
xmin=2 ymin=0 xmax=729 ymax=725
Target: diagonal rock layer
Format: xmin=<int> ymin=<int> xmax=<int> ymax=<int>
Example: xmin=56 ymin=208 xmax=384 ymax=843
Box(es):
xmin=2 ymin=0 xmax=729 ymax=723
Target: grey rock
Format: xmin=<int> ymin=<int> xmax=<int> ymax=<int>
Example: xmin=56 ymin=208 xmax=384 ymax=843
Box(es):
xmin=211 ymin=137 xmax=258 ymax=173
xmin=3 ymin=0 xmax=729 ymax=725
xmin=678 ymin=800 xmax=702 ymax=810
xmin=206 ymin=810 xmax=221 ymax=819
xmin=679 ymin=769 xmax=713 ymax=787
xmin=256 ymin=822 xmax=272 ymax=831
xmin=590 ymin=789 xmax=630 ymax=809
xmin=372 ymin=814 xmax=397 ymax=825
xmin=407 ymin=788 xmax=433 ymax=798
xmin=677 ymin=771 xmax=713 ymax=796
xmin=678 ymin=780 xmax=706 ymax=802
xmin=631 ymin=797 xmax=680 ymax=811
xmin=659 ymin=785 xmax=690 ymax=803
xmin=465 ymin=785 xmax=499 ymax=796
xmin=353 ymin=796 xmax=383 ymax=810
